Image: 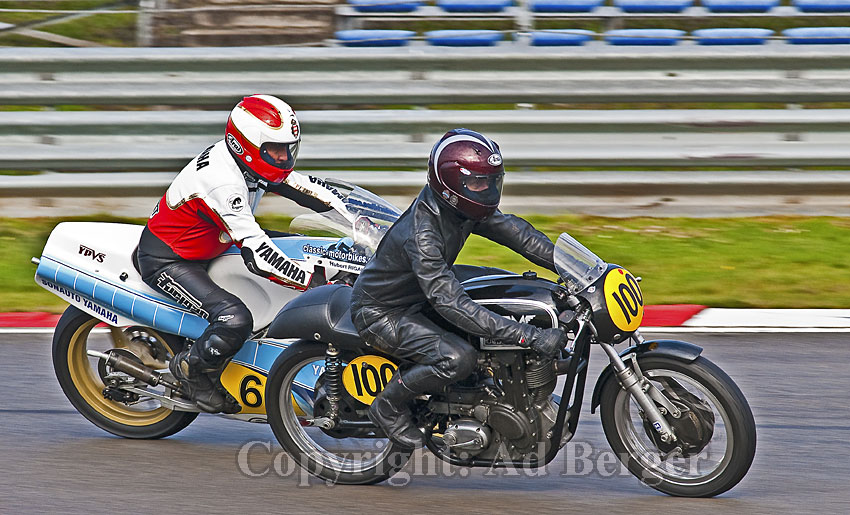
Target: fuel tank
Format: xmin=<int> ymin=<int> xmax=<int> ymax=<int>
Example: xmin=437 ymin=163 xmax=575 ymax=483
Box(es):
xmin=459 ymin=271 xmax=568 ymax=350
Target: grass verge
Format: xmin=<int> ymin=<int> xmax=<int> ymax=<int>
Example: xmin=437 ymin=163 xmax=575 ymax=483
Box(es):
xmin=6 ymin=214 xmax=850 ymax=313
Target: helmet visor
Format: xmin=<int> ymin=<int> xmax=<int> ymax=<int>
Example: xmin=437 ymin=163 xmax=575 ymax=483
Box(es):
xmin=460 ymin=172 xmax=503 ymax=206
xmin=260 ymin=140 xmax=300 ymax=172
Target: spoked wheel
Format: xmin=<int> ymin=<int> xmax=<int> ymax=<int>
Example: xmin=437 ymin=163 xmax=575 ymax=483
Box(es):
xmin=266 ymin=341 xmax=412 ymax=485
xmin=599 ymin=355 xmax=756 ymax=497
xmin=53 ymin=306 xmax=198 ymax=439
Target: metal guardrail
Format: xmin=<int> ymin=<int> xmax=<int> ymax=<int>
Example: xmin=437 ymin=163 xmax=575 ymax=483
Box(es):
xmin=5 ymin=170 xmax=850 ymax=198
xmin=4 ymin=46 xmax=850 ymax=179
xmin=13 ymin=77 xmax=850 ymax=106
xmin=4 ymin=47 xmax=850 ymax=107
xmin=3 ymin=108 xmax=850 ymax=172
xmin=6 ymin=109 xmax=850 ymax=136
xmin=4 ymin=45 xmax=850 ymax=74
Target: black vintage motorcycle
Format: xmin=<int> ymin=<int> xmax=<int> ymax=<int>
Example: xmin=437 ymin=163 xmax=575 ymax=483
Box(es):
xmin=263 ymin=232 xmax=757 ymax=497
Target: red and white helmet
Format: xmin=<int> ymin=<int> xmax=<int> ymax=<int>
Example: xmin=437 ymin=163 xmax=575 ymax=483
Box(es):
xmin=427 ymin=128 xmax=505 ymax=221
xmin=225 ymin=94 xmax=301 ymax=184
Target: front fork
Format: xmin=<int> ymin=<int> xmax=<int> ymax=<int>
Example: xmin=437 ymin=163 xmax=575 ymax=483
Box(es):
xmin=599 ymin=338 xmax=681 ymax=444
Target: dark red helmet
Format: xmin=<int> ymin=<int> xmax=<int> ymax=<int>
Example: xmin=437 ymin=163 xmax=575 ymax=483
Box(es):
xmin=427 ymin=128 xmax=505 ymax=221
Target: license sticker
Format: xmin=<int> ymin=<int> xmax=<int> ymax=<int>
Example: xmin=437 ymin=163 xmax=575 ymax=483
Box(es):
xmin=342 ymin=355 xmax=398 ymax=405
xmin=603 ymin=267 xmax=644 ymax=332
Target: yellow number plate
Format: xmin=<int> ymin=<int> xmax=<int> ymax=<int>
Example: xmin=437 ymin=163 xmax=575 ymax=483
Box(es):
xmin=342 ymin=355 xmax=398 ymax=405
xmin=603 ymin=267 xmax=644 ymax=332
xmin=219 ymin=363 xmax=267 ymax=415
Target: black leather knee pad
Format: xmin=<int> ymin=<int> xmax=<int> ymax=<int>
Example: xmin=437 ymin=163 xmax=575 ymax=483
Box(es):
xmin=433 ymin=337 xmax=478 ymax=383
xmin=205 ymin=294 xmax=253 ymax=340
xmin=194 ymin=305 xmax=253 ymax=368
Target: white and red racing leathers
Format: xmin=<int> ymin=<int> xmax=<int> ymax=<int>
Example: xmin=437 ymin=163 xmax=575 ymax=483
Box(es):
xmin=145 ymin=140 xmax=350 ymax=290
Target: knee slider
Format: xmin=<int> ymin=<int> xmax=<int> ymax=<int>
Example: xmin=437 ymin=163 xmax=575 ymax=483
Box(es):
xmin=195 ymin=332 xmax=241 ymax=368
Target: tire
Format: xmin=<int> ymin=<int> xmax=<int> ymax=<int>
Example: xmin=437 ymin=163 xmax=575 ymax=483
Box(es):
xmin=599 ymin=355 xmax=756 ymax=497
xmin=52 ymin=306 xmax=198 ymax=439
xmin=266 ymin=341 xmax=412 ymax=485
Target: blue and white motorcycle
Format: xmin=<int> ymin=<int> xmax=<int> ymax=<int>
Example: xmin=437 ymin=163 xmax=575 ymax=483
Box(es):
xmin=33 ymin=179 xmax=400 ymax=438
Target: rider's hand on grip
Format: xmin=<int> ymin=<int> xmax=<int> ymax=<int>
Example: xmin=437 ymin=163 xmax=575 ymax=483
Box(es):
xmin=529 ymin=327 xmax=566 ymax=358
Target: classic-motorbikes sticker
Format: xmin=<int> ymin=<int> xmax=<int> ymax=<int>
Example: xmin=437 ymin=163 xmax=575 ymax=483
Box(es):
xmin=302 ymin=243 xmax=368 ymax=267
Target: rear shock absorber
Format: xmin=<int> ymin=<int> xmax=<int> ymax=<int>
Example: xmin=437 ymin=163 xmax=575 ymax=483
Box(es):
xmin=324 ymin=344 xmax=342 ymax=422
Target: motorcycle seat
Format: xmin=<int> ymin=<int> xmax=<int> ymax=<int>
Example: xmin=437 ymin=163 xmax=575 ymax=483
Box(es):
xmin=268 ymin=284 xmax=364 ymax=349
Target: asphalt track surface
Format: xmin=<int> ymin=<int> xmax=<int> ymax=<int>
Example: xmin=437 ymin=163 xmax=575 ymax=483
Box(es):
xmin=2 ymin=331 xmax=848 ymax=514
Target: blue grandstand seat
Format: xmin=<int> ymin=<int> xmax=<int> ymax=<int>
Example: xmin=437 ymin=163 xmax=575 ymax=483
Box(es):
xmin=529 ymin=0 xmax=604 ymax=11
xmin=336 ymin=29 xmax=416 ymax=47
xmin=348 ymin=0 xmax=424 ymax=12
xmin=783 ymin=27 xmax=850 ymax=44
xmin=701 ymin=0 xmax=779 ymax=12
xmin=436 ymin=0 xmax=513 ymax=12
xmin=425 ymin=29 xmax=504 ymax=46
xmin=604 ymin=29 xmax=685 ymax=45
xmin=530 ymin=29 xmax=596 ymax=45
xmin=793 ymin=0 xmax=850 ymax=11
xmin=692 ymin=28 xmax=774 ymax=44
xmin=613 ymin=0 xmax=693 ymax=12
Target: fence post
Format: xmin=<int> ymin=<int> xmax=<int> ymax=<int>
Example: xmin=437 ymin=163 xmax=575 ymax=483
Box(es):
xmin=136 ymin=0 xmax=157 ymax=47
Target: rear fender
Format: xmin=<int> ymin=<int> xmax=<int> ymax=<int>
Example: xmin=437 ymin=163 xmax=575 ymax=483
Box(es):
xmin=590 ymin=339 xmax=703 ymax=414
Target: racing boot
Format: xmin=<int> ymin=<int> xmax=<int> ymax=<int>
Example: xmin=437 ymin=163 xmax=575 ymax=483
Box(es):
xmin=170 ymin=343 xmax=240 ymax=414
xmin=210 ymin=371 xmax=243 ymax=415
xmin=368 ymin=372 xmax=425 ymax=449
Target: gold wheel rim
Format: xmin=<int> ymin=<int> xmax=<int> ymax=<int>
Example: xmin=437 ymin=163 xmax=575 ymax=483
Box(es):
xmin=67 ymin=319 xmax=172 ymax=426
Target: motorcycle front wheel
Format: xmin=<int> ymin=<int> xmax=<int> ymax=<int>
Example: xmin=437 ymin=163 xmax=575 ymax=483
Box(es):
xmin=53 ymin=306 xmax=198 ymax=439
xmin=265 ymin=341 xmax=412 ymax=485
xmin=599 ymin=355 xmax=756 ymax=497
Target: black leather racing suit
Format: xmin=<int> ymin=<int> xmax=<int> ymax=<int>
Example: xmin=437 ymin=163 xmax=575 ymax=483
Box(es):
xmin=350 ymin=186 xmax=557 ymax=394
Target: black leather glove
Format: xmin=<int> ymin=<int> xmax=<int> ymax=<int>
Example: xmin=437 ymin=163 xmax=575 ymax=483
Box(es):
xmin=528 ymin=327 xmax=566 ymax=358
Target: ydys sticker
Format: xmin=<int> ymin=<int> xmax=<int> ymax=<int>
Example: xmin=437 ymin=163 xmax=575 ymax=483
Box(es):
xmin=78 ymin=244 xmax=105 ymax=263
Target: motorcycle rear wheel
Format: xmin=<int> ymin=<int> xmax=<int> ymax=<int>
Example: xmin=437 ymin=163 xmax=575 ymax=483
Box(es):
xmin=599 ymin=355 xmax=756 ymax=497
xmin=53 ymin=306 xmax=198 ymax=439
xmin=266 ymin=341 xmax=412 ymax=485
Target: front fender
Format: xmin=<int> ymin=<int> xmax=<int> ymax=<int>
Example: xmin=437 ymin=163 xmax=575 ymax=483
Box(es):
xmin=589 ymin=339 xmax=703 ymax=414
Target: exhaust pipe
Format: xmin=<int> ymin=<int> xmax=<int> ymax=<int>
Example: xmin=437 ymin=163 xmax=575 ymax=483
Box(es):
xmin=88 ymin=350 xmax=182 ymax=391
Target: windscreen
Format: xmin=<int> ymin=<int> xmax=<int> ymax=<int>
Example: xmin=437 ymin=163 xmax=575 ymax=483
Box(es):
xmin=288 ymin=178 xmax=402 ymax=253
xmin=553 ymin=232 xmax=607 ymax=295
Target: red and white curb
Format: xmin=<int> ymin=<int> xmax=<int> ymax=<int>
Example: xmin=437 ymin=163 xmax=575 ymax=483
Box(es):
xmin=4 ymin=306 xmax=850 ymax=334
xmin=645 ymin=305 xmax=850 ymax=333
